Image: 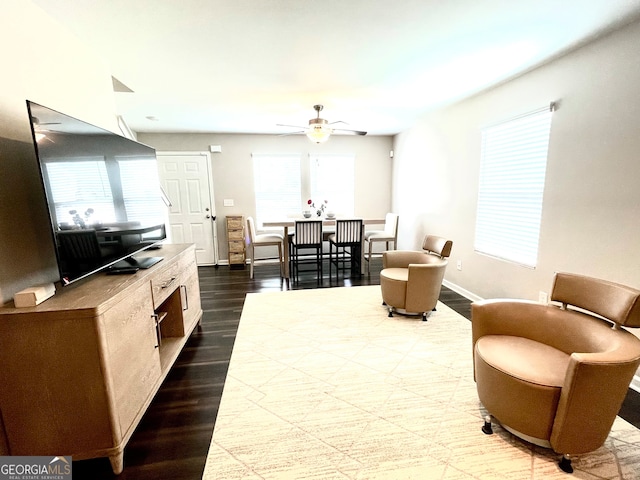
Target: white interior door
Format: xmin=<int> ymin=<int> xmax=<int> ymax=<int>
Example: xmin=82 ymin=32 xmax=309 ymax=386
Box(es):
xmin=156 ymin=152 xmax=218 ymax=265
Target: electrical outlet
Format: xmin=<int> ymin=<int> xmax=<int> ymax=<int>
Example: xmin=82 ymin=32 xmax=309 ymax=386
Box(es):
xmin=539 ymin=291 xmax=548 ymax=304
xmin=456 ymin=260 xmax=462 ymax=271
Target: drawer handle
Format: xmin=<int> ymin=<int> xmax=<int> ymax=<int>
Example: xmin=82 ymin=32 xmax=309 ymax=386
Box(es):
xmin=181 ymin=284 xmax=189 ymax=311
xmin=161 ymin=277 xmax=177 ymax=289
xmin=152 ymin=312 xmax=168 ymax=348
xmin=151 ymin=314 xmax=160 ymax=348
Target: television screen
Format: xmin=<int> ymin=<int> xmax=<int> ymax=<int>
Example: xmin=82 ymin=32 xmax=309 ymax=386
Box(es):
xmin=27 ymin=100 xmax=167 ymax=285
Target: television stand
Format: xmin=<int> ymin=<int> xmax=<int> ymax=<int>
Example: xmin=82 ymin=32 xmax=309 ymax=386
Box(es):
xmin=0 ymin=244 xmax=201 ymax=474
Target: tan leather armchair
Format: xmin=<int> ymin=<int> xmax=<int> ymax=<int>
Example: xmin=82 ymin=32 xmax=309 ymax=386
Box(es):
xmin=473 ymin=272 xmax=640 ymax=473
xmin=380 ymin=235 xmax=452 ymax=321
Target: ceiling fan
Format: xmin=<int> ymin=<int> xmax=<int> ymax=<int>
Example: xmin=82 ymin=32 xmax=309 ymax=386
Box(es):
xmin=31 ymin=116 xmax=61 ymax=129
xmin=277 ymin=105 xmax=367 ymax=144
xmin=30 ymin=116 xmax=61 ymax=142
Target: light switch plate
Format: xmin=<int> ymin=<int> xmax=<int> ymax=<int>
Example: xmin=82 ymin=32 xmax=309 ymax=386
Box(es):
xmin=223 ymin=199 xmax=234 ymax=207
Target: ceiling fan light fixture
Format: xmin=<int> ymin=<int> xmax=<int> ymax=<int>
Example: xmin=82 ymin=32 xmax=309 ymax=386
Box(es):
xmin=306 ymin=124 xmax=332 ymax=144
xmin=277 ymin=104 xmax=365 ymax=142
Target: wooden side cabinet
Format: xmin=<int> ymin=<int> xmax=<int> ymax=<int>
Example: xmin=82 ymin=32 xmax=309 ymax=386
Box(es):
xmin=226 ymin=215 xmax=246 ymax=269
xmin=0 ymin=244 xmax=202 ymax=474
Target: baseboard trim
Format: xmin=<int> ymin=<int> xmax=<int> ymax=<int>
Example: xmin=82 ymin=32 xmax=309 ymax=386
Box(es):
xmin=631 ymin=376 xmax=640 ymax=393
xmin=442 ymin=279 xmax=484 ymax=303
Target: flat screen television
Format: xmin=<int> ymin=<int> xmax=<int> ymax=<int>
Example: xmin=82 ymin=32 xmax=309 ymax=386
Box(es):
xmin=26 ymin=100 xmax=168 ymax=286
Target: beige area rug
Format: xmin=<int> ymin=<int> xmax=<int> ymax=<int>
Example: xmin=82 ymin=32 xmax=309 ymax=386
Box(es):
xmin=202 ymin=286 xmax=640 ymax=479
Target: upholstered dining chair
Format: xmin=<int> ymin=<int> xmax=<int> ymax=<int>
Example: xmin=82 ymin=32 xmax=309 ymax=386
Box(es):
xmin=57 ymin=229 xmax=112 ymax=271
xmin=328 ymin=219 xmax=363 ymax=279
xmin=290 ymin=220 xmax=323 ymax=283
xmin=364 ymin=213 xmax=399 ymax=274
xmin=379 ymin=235 xmax=452 ymax=321
xmin=246 ymin=216 xmax=284 ymax=279
xmin=473 ymin=272 xmax=640 ymax=473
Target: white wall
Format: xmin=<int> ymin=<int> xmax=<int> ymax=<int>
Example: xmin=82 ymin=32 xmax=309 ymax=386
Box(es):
xmin=392 ymin=17 xmax=640 ymax=302
xmin=137 ymin=133 xmax=394 ymax=262
xmin=0 ymin=0 xmax=117 ymax=303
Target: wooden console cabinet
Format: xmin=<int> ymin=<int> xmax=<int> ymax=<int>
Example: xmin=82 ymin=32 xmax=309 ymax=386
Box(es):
xmin=0 ymin=244 xmax=202 ymax=474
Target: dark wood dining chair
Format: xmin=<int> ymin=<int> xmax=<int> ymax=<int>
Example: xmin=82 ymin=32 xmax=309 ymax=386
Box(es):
xmin=290 ymin=220 xmax=323 ymax=283
xmin=328 ymin=219 xmax=363 ymax=279
xmin=57 ymin=229 xmax=111 ymax=272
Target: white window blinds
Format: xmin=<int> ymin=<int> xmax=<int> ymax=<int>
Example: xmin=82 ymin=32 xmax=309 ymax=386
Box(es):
xmin=118 ymin=157 xmax=165 ymax=227
xmin=44 ymin=158 xmax=116 ymax=225
xmin=309 ymin=154 xmax=355 ymax=216
xmin=45 ymin=157 xmax=164 ymax=228
xmin=252 ymin=153 xmax=302 ymax=227
xmin=474 ymin=105 xmax=554 ymax=268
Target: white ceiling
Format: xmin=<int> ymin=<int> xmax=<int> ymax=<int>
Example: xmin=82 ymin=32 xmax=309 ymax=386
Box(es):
xmin=32 ymin=0 xmax=640 ymax=135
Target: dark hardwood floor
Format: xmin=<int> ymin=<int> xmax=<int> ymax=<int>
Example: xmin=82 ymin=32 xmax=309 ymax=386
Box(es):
xmin=72 ymin=259 xmax=638 ymax=478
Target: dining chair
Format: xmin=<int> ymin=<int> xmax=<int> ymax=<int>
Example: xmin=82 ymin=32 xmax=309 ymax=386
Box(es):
xmin=57 ymin=229 xmax=112 ymax=271
xmin=246 ymin=216 xmax=284 ymax=279
xmin=328 ymin=219 xmax=363 ymax=279
xmin=364 ymin=213 xmax=399 ymax=274
xmin=290 ymin=220 xmax=323 ymax=283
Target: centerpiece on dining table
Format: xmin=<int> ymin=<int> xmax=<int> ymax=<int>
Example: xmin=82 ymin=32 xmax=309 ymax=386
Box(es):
xmin=304 ymin=199 xmax=334 ymax=218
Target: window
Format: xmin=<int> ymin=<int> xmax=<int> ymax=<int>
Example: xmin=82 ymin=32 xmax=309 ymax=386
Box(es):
xmin=252 ymin=153 xmax=302 ymax=227
xmin=309 ymin=154 xmax=355 ymax=216
xmin=118 ymin=157 xmax=165 ymax=226
xmin=474 ymin=105 xmax=554 ymax=268
xmin=44 ymin=156 xmax=164 ymax=229
xmin=44 ymin=158 xmax=116 ymax=226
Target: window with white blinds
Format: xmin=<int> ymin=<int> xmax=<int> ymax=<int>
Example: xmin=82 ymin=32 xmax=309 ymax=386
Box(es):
xmin=44 ymin=158 xmax=116 ymax=226
xmin=118 ymin=157 xmax=165 ymax=226
xmin=45 ymin=157 xmax=163 ymax=228
xmin=309 ymin=154 xmax=355 ymax=216
xmin=252 ymin=153 xmax=302 ymax=227
xmin=474 ymin=106 xmax=554 ymax=268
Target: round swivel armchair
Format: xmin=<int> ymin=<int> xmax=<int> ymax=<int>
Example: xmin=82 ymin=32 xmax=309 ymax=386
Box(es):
xmin=473 ymin=272 xmax=640 ymax=473
xmin=380 ymin=235 xmax=452 ymax=321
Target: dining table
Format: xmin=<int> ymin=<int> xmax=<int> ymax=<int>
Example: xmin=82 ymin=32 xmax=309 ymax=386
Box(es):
xmin=262 ymin=218 xmax=385 ymax=279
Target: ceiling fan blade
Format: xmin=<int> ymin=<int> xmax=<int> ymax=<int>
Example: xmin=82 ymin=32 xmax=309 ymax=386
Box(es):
xmin=31 ymin=116 xmax=61 ymax=126
xmin=276 ymin=123 xmax=307 ymax=129
xmin=277 ymin=131 xmax=306 ymax=137
xmin=332 ymin=128 xmax=367 ymax=136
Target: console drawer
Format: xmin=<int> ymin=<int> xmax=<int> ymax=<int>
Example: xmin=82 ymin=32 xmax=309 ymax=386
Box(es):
xmin=150 ymin=251 xmax=195 ymax=308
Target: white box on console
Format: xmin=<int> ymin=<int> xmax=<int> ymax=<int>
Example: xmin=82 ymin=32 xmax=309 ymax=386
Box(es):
xmin=13 ymin=283 xmax=56 ymax=307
